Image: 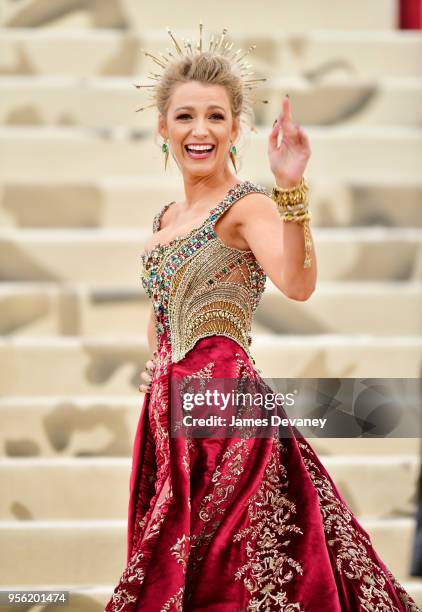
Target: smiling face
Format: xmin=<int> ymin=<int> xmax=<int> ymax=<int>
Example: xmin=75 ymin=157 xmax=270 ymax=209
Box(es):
xmin=158 ymin=80 xmax=240 ymax=178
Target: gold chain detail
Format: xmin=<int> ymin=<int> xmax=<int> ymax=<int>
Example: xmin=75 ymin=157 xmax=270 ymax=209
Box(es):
xmin=271 ymin=176 xmax=312 ymax=269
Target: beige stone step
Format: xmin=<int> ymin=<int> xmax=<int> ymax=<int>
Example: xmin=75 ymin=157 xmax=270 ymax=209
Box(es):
xmin=0 ymin=455 xmax=419 ymax=521
xmin=1 ymin=126 xmax=422 ymax=182
xmin=0 ymin=335 xmax=421 ymax=396
xmin=2 ymin=0 xmax=397 ymax=31
xmin=1 ymin=281 xmax=421 ymax=336
xmin=0 ymin=282 xmax=151 ymax=336
xmin=0 ymin=520 xmax=126 ymax=585
xmin=1 ymin=0 xmax=126 ymax=29
xmin=1 ymin=30 xmax=421 ymax=78
xmin=0 ymin=176 xmax=184 ymax=229
xmin=0 ymin=396 xmax=139 ymax=458
xmin=1 ymin=76 xmax=422 ymax=128
xmin=0 ymin=516 xmax=417 ymax=584
xmin=253 ymin=334 xmax=422 ymax=377
xmin=0 ymin=227 xmax=421 ymax=283
xmin=256 ymin=281 xmax=422 ymax=335
xmin=0 ymin=458 xmax=129 ymax=520
xmin=1 ymin=176 xmax=422 ymax=229
xmin=0 ymin=397 xmax=419 ymax=459
xmin=312 ymin=437 xmax=422 ymax=458
xmin=310 ymin=179 xmax=422 ymax=229
xmin=318 ymin=455 xmax=420 ymax=519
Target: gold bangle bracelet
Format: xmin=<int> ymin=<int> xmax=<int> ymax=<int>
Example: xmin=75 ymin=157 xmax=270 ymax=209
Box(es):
xmin=271 ymin=176 xmax=312 ymax=269
xmin=271 ymin=176 xmax=310 ymax=207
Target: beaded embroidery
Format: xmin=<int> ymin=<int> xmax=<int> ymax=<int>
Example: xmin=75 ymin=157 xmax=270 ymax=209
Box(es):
xmin=232 ymin=438 xmax=305 ymax=611
xmin=141 ymin=180 xmax=269 ymax=363
xmin=297 ymin=439 xmax=421 ymax=611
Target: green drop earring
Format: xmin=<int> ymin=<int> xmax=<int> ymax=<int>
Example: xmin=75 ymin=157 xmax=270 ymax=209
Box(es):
xmin=229 ymin=142 xmax=237 ymax=173
xmin=162 ymin=139 xmax=169 ymax=171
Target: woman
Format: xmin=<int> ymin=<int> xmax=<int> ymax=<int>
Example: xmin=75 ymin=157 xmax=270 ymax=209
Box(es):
xmin=105 ymin=25 xmax=420 ymax=612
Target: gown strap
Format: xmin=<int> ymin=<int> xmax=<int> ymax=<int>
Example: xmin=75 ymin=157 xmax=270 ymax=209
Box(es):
xmin=208 ymin=180 xmax=270 ymax=230
xmin=152 ymin=200 xmax=177 ymax=233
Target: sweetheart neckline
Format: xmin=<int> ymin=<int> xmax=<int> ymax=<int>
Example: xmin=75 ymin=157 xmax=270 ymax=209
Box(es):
xmin=140 ymin=220 xmax=210 ymax=260
xmin=140 ymin=180 xmax=248 ymax=259
xmin=141 ymin=231 xmax=254 ymax=263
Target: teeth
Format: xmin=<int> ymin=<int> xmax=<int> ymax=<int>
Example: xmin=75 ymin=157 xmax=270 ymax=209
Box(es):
xmin=186 ymin=145 xmax=214 ymax=151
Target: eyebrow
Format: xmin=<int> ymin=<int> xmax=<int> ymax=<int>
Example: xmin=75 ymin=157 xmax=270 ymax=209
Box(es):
xmin=174 ymin=105 xmax=226 ymax=112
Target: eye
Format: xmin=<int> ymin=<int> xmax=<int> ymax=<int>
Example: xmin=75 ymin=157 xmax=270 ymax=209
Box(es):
xmin=175 ymin=113 xmax=225 ymax=120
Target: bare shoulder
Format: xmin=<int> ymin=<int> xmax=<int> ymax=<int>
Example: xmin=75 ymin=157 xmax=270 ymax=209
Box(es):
xmin=228 ymin=190 xmax=275 ymax=226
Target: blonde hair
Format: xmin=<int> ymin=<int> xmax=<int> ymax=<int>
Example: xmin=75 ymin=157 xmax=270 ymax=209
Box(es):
xmin=154 ymin=52 xmax=254 ymax=167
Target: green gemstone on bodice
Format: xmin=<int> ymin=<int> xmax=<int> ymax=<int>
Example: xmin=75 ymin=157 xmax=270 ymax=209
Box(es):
xmin=140 ymin=181 xmax=269 ymax=362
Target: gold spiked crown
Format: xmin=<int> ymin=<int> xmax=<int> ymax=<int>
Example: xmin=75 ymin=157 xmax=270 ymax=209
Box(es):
xmin=133 ymin=22 xmax=268 ymax=133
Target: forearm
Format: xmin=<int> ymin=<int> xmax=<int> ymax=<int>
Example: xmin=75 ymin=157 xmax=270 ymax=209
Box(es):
xmin=279 ymin=220 xmax=317 ymax=300
xmin=274 ymin=175 xmax=317 ymax=301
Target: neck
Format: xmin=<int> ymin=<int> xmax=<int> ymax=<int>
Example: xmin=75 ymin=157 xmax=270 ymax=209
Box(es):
xmin=181 ymin=169 xmax=240 ymax=208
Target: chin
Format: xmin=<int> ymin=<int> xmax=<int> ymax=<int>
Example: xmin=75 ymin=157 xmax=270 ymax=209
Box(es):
xmin=181 ymin=160 xmax=219 ymax=173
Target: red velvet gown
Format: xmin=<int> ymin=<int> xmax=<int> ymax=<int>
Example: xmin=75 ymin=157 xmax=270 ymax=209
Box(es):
xmin=105 ymin=180 xmax=420 ymax=611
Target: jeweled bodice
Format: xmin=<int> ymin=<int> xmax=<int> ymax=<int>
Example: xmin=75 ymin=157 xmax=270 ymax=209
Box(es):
xmin=140 ymin=180 xmax=269 ymax=363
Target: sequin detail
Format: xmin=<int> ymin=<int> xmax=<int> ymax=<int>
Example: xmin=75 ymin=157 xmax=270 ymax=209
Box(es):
xmin=141 ymin=180 xmax=269 ymax=363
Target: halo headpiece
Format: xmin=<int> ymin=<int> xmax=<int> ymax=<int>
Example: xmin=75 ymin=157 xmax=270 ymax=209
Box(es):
xmin=133 ymin=22 xmax=268 ymax=133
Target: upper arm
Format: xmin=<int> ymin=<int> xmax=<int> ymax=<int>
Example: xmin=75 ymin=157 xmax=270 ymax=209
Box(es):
xmin=235 ymin=192 xmax=316 ymax=300
xmin=233 ymin=193 xmax=287 ymax=294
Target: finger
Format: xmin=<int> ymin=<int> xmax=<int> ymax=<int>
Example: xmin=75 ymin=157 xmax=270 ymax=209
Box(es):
xmin=139 ymin=383 xmax=151 ymax=393
xmin=296 ymin=125 xmax=311 ymax=150
xmin=140 ymin=361 xmax=155 ymax=376
xmin=268 ymin=118 xmax=280 ymax=150
xmin=280 ymin=95 xmax=293 ymax=126
xmin=297 ymin=125 xmax=309 ymax=142
xmin=268 ymin=96 xmax=298 ymax=152
xmin=280 ymin=103 xmax=300 ymax=141
xmin=276 ymin=95 xmax=292 ymax=125
xmin=141 ymin=371 xmax=152 ymax=382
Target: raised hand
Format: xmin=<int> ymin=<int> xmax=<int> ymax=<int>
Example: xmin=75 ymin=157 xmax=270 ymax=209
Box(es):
xmin=267 ymin=95 xmax=311 ymax=187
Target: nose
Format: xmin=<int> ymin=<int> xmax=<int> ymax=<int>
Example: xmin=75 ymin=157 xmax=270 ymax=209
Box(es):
xmin=191 ymin=117 xmax=209 ymax=137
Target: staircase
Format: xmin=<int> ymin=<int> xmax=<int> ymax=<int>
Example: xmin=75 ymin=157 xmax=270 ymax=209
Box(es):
xmin=0 ymin=0 xmax=422 ymax=608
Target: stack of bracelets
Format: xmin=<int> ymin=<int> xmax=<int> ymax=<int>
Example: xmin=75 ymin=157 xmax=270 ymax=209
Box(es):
xmin=270 ymin=176 xmax=312 ymax=269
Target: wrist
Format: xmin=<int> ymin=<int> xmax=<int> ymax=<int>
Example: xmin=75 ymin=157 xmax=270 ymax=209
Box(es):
xmin=274 ymin=175 xmax=302 ymax=189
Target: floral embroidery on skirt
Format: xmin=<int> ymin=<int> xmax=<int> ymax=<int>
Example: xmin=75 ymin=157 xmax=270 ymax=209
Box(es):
xmin=105 ymin=334 xmax=420 ymax=612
